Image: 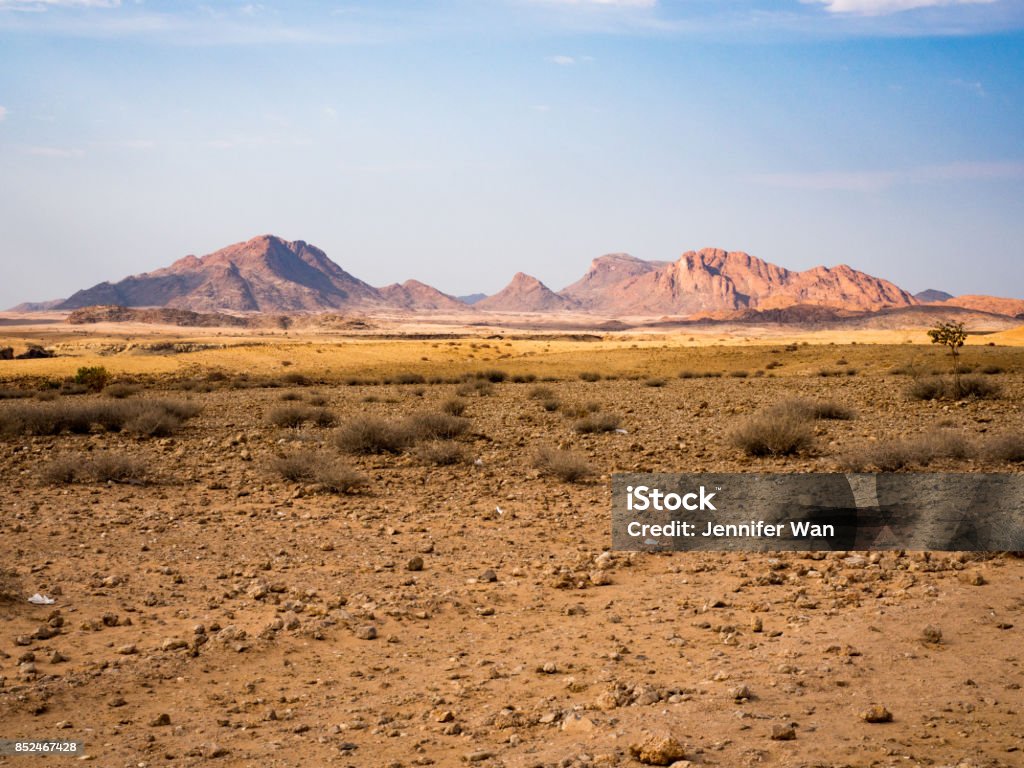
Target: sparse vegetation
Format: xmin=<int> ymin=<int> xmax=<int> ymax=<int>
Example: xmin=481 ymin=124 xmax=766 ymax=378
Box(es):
xmin=928 ymin=321 xmax=967 ymax=392
xmin=644 ymin=377 xmax=667 ymax=387
xmin=533 ymin=446 xmax=593 ymax=483
xmin=74 ymin=365 xmax=110 ymax=392
xmin=528 ymin=385 xmax=555 ymax=400
xmin=772 ymin=398 xmax=855 ymax=421
xmin=730 ymin=412 xmax=813 ymax=457
xmin=579 ymin=371 xmax=601 ymax=382
xmin=416 ymin=441 xmax=468 ymax=466
xmin=406 ymin=412 xmax=470 ymax=440
xmin=0 ymin=399 xmax=201 ymax=437
xmin=908 ymin=376 xmax=1000 ymax=401
xmin=441 ymin=397 xmax=468 ymax=416
xmin=270 ymin=451 xmax=366 ymax=493
xmin=987 ymin=434 xmax=1024 ymax=463
xmin=334 ymin=416 xmax=415 ymax=454
xmin=572 ymin=413 xmax=622 ymax=434
xmin=841 ymin=430 xmax=975 ymax=471
xmin=103 ymin=383 xmax=140 ymax=399
xmin=476 ymin=369 xmax=507 ymax=383
xmin=42 ymin=452 xmax=147 ymax=485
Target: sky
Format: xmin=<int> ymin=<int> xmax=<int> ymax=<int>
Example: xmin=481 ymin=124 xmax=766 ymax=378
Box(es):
xmin=1 ymin=0 xmax=1023 ymax=307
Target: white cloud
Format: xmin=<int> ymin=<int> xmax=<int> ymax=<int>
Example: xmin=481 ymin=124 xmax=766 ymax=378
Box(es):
xmin=0 ymin=0 xmax=120 ymax=10
xmin=0 ymin=106 xmax=7 ymax=122
xmin=804 ymin=0 xmax=995 ymax=16
xmin=549 ymin=54 xmax=575 ymax=65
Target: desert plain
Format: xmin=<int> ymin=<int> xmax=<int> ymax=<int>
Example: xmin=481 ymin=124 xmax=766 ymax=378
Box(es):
xmin=1 ymin=316 xmax=1023 ymax=768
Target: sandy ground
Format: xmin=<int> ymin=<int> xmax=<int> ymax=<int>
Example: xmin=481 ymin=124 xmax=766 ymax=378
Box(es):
xmin=1 ymin=333 xmax=1023 ymax=768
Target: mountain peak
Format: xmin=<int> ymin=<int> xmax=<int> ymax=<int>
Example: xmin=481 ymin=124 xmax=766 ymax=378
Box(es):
xmin=477 ymin=272 xmax=577 ymax=312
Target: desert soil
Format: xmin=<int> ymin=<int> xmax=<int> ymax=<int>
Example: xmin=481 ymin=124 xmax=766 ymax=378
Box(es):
xmin=1 ymin=336 xmax=1023 ymax=768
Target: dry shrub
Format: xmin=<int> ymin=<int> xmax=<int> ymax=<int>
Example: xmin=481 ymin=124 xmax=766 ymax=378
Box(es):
xmin=986 ymin=434 xmax=1024 ymax=463
xmin=279 ymin=390 xmax=304 ymax=401
xmin=981 ymin=365 xmax=1004 ymax=375
xmin=533 ymin=447 xmax=593 ymax=483
xmin=511 ymin=373 xmax=537 ymax=383
xmin=407 ymin=412 xmax=470 ymax=440
xmin=392 ymin=372 xmax=426 ymax=385
xmin=271 ymin=451 xmax=366 ymax=493
xmin=416 ymin=441 xmax=467 ymax=466
xmin=0 ymin=388 xmax=32 ymax=399
xmin=730 ymin=412 xmax=813 ymax=457
xmin=334 ymin=416 xmax=414 ymax=454
xmin=841 ymin=430 xmax=976 ymax=471
xmin=268 ymin=405 xmax=309 ymax=428
xmin=772 ymin=398 xmax=854 ymax=421
xmin=0 ymin=399 xmax=199 ymax=437
xmin=730 ymin=370 xmax=749 ymax=378
xmin=281 ymin=372 xmax=311 ymax=386
xmin=43 ymin=452 xmax=146 ymax=484
xmin=103 ymin=383 xmax=140 ymax=399
xmin=573 ymin=413 xmax=622 ymax=434
xmin=541 ymin=399 xmax=560 ymax=412
xmin=579 ymin=371 xmax=601 ymax=382
xmin=908 ymin=376 xmax=1000 ymax=401
xmin=528 ymin=385 xmax=555 ymax=400
xmin=476 ymin=369 xmax=507 ymax=383
xmin=678 ymin=370 xmax=697 ymax=379
xmin=644 ymin=378 xmax=667 ymax=387
xmin=441 ymin=397 xmax=468 ymax=416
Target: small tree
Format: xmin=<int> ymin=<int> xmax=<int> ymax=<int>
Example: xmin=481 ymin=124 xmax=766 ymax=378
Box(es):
xmin=74 ymin=365 xmax=110 ymax=392
xmin=927 ymin=322 xmax=967 ymax=395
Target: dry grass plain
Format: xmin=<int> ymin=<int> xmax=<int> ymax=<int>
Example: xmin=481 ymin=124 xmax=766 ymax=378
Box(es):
xmin=2 ymin=323 xmax=1024 ymax=768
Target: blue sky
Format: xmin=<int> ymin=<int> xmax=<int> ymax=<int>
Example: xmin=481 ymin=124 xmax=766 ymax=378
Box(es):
xmin=1 ymin=0 xmax=1022 ymax=307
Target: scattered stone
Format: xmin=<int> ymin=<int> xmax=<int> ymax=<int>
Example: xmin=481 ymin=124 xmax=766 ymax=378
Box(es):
xmin=750 ymin=616 xmax=763 ymax=633
xmin=117 ymin=644 xmax=138 ymax=655
xmin=628 ymin=733 xmax=686 ymax=765
xmin=161 ymin=638 xmax=189 ymax=651
xmin=150 ymin=713 xmax=171 ymax=727
xmin=730 ymin=685 xmax=752 ymax=701
xmin=770 ymin=724 xmax=796 ymax=740
xmin=49 ymin=651 xmax=67 ymax=664
xmin=861 ymin=705 xmax=893 ymax=723
xmin=464 ymin=750 xmax=495 ymax=762
xmin=479 ymin=569 xmax=497 ymax=583
xmin=561 ymin=713 xmax=596 ymax=734
xmin=355 ymin=625 xmax=378 ymax=640
xmin=406 ymin=556 xmax=424 ymax=572
xmin=108 ymin=696 xmax=127 ymax=708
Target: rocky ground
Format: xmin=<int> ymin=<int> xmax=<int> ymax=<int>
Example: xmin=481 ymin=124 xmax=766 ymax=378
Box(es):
xmin=1 ymin=360 xmax=1023 ymax=768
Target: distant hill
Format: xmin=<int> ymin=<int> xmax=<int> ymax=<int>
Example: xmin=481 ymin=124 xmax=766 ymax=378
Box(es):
xmin=914 ymin=289 xmax=955 ymax=303
xmin=476 ymin=273 xmax=578 ymax=312
xmin=456 ymin=293 xmax=487 ymax=305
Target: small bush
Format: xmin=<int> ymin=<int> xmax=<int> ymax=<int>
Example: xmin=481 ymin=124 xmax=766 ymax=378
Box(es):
xmin=573 ymin=413 xmax=622 ymax=434
xmin=334 ymin=417 xmax=414 ymax=454
xmin=579 ymin=371 xmax=601 ymax=382
xmin=730 ymin=370 xmax=749 ymax=379
xmin=957 ymin=376 xmax=1000 ymax=400
xmin=90 ymin=453 xmax=147 ymax=483
xmin=281 ymin=372 xmax=310 ymax=386
xmin=103 ymin=383 xmax=140 ymax=399
xmin=124 ymin=409 xmax=182 ymax=438
xmin=841 ymin=430 xmax=975 ymax=471
xmin=678 ymin=370 xmax=697 ymax=379
xmin=0 ymin=388 xmax=32 ymax=400
xmin=476 ymin=369 xmax=507 ymax=383
xmin=528 ymin=385 xmax=555 ymax=400
xmin=541 ymin=399 xmax=560 ymax=412
xmin=981 ymin=365 xmax=1004 ymax=375
xmin=730 ymin=413 xmax=812 ymax=457
xmin=441 ymin=397 xmax=468 ymax=416
xmin=279 ymin=390 xmax=303 ymax=401
xmin=772 ymin=398 xmax=854 ymax=421
xmin=908 ymin=377 xmax=947 ymax=401
xmin=41 ymin=457 xmax=79 ymax=484
xmin=395 ymin=372 xmax=426 ymax=385
xmin=307 ymin=394 xmax=328 ymax=407
xmin=533 ymin=447 xmax=593 ymax=483
xmin=511 ymin=373 xmax=537 ymax=383
xmin=407 ymin=412 xmax=470 ymax=440
xmin=987 ymin=434 xmax=1024 ymax=463
xmin=271 ymin=451 xmax=365 ymax=493
xmin=644 ymin=378 xmax=667 ymax=387
xmin=0 ymin=399 xmax=199 ymax=437
xmin=268 ymin=405 xmax=312 ymax=428
xmin=908 ymin=376 xmax=1000 ymax=401
xmin=416 ymin=441 xmax=467 ymax=466
xmin=74 ymin=366 xmax=110 ymax=392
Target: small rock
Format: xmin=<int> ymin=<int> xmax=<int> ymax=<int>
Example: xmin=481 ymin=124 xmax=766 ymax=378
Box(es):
xmin=117 ymin=644 xmax=138 ymax=655
xmin=465 ymin=750 xmax=495 ymax=762
xmin=750 ymin=616 xmax=763 ymax=633
xmin=355 ymin=625 xmax=377 ymax=640
xmin=730 ymin=684 xmax=752 ymax=701
xmin=406 ymin=556 xmax=424 ymax=572
xmin=861 ymin=705 xmax=893 ymax=723
xmin=161 ymin=638 xmax=189 ymax=651
xmin=770 ymin=724 xmax=796 ymax=740
xmin=628 ymin=733 xmax=686 ymax=765
xmin=49 ymin=651 xmax=67 ymax=664
xmin=150 ymin=713 xmax=171 ymax=727
xmin=108 ymin=696 xmax=127 ymax=708
xmin=479 ymin=569 xmax=497 ymax=583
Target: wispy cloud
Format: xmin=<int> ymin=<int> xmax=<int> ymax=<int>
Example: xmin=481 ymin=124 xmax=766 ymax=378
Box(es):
xmin=803 ymin=0 xmax=995 ymax=16
xmin=0 ymin=0 xmax=120 ymax=10
xmin=950 ymin=77 xmax=986 ymax=96
xmin=749 ymin=161 xmax=1024 ymax=191
xmin=549 ymin=54 xmax=576 ymax=65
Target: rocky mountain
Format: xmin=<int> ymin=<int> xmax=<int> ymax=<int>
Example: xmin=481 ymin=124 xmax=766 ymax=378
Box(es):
xmin=556 ymin=248 xmax=917 ymax=316
xmin=935 ymin=295 xmax=1024 ymax=318
xmin=476 ymin=273 xmax=578 ymax=312
xmin=456 ymin=293 xmax=487 ymax=305
xmin=915 ymin=289 xmax=955 ymax=303
xmin=378 ymin=280 xmax=467 ymax=312
xmin=58 ymin=235 xmax=383 ymax=313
